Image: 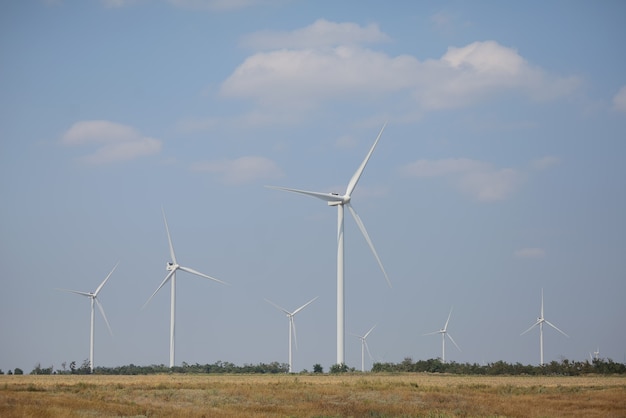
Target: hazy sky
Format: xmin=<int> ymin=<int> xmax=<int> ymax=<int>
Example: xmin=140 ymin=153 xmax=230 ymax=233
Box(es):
xmin=1 ymin=0 xmax=625 ymax=373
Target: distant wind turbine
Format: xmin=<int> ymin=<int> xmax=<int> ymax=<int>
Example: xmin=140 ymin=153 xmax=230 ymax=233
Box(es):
xmin=521 ymin=288 xmax=569 ymax=366
xmin=589 ymin=346 xmax=600 ymax=362
xmin=265 ymin=296 xmax=318 ymax=373
xmin=58 ymin=262 xmax=118 ymax=373
xmin=352 ymin=324 xmax=376 ymax=372
xmin=423 ymin=307 xmax=461 ymax=363
xmin=267 ymin=123 xmax=391 ymax=365
xmin=143 ymin=208 xmax=227 ymax=368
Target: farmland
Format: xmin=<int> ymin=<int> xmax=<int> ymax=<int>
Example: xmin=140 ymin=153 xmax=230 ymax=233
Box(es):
xmin=1 ymin=373 xmax=625 ymax=417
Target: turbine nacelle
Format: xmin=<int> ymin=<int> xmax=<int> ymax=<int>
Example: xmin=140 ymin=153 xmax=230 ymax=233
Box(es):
xmin=166 ymin=262 xmax=177 ymax=271
xmin=327 ymin=193 xmax=349 ymax=206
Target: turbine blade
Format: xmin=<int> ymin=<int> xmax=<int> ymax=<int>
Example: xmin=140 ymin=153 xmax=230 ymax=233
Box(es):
xmin=292 ymin=296 xmax=318 ymax=316
xmin=545 ymin=320 xmax=569 ymax=338
xmin=95 ymin=297 xmax=114 ymax=336
xmin=143 ymin=269 xmax=176 ymax=309
xmin=94 ymin=261 xmax=119 ymax=296
xmin=444 ymin=307 xmax=453 ymax=331
xmin=447 ymin=333 xmax=462 ymax=352
xmin=57 ymin=288 xmax=92 ymax=298
xmin=364 ymin=340 xmax=374 ymax=361
xmin=347 ymin=203 xmax=391 ymax=287
xmin=265 ymin=185 xmax=343 ymax=203
xmin=363 ymin=324 xmax=377 ymax=339
xmin=423 ymin=330 xmax=441 ymax=336
xmin=265 ymin=298 xmax=291 ymax=316
xmin=540 ymin=288 xmax=544 ymax=319
xmin=178 ymin=266 xmax=228 ymax=285
xmin=345 ymin=122 xmax=386 ymax=197
xmin=520 ymin=321 xmax=540 ymax=336
xmin=162 ymin=207 xmax=177 ymax=265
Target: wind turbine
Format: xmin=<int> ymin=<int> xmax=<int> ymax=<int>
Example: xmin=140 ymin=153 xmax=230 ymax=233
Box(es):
xmin=265 ymin=296 xmax=318 ymax=373
xmin=589 ymin=346 xmax=600 ymax=362
xmin=267 ymin=123 xmax=391 ymax=365
xmin=521 ymin=288 xmax=569 ymax=366
xmin=58 ymin=262 xmax=118 ymax=373
xmin=352 ymin=324 xmax=376 ymax=372
xmin=143 ymin=208 xmax=227 ymax=368
xmin=423 ymin=307 xmax=461 ymax=363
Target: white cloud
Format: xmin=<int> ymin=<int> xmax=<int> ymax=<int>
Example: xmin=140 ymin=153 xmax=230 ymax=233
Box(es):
xmin=514 ymin=248 xmax=546 ymax=259
xmin=241 ymin=19 xmax=390 ymax=50
xmin=400 ymin=158 xmax=522 ymax=201
xmin=222 ymin=27 xmax=580 ymax=113
xmin=61 ymin=120 xmax=161 ymax=164
xmin=613 ymin=85 xmax=626 ymax=113
xmin=190 ymin=156 xmax=283 ymax=184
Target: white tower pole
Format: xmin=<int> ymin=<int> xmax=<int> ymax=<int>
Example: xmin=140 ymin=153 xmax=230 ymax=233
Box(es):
xmin=90 ymin=297 xmax=95 ymax=373
xmin=170 ymin=274 xmax=176 ymax=368
xmin=337 ymin=204 xmax=345 ymax=366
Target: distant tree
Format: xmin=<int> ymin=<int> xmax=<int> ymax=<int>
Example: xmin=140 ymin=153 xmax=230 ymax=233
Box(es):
xmin=329 ymin=363 xmax=349 ymax=374
xmin=78 ymin=359 xmax=91 ymax=374
xmin=14 ymin=368 xmax=23 ymax=375
xmin=313 ymin=363 xmax=323 ymax=373
xmin=31 ymin=363 xmax=53 ymax=375
xmin=0 ymin=369 xmax=3 ymax=375
xmin=69 ymin=361 xmax=76 ymax=374
xmin=7 ymin=370 xmax=13 ymax=375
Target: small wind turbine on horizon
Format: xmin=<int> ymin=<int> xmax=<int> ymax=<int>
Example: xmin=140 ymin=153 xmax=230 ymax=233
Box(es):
xmin=352 ymin=324 xmax=376 ymax=372
xmin=57 ymin=262 xmax=118 ymax=373
xmin=521 ymin=288 xmax=569 ymax=366
xmin=590 ymin=346 xmax=600 ymax=362
xmin=143 ymin=208 xmax=227 ymax=368
xmin=267 ymin=123 xmax=391 ymax=366
xmin=423 ymin=307 xmax=461 ymax=363
xmin=265 ymin=296 xmax=318 ymax=373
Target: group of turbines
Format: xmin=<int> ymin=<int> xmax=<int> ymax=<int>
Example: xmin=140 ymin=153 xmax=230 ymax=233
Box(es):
xmin=58 ymin=123 xmax=573 ymax=373
xmin=421 ymin=292 xmax=571 ymax=367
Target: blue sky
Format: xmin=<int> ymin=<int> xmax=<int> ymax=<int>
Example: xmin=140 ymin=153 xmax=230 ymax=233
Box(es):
xmin=1 ymin=0 xmax=625 ymax=373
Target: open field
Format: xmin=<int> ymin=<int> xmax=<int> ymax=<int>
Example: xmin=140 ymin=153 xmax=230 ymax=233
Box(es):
xmin=1 ymin=373 xmax=625 ymax=417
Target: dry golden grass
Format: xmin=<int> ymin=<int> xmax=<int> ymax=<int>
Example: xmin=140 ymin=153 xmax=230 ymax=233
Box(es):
xmin=1 ymin=373 xmax=625 ymax=417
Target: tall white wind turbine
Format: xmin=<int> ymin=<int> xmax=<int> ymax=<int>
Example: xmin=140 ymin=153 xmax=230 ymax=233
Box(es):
xmin=58 ymin=262 xmax=118 ymax=373
xmin=144 ymin=208 xmax=227 ymax=368
xmin=265 ymin=296 xmax=318 ymax=373
xmin=521 ymin=288 xmax=569 ymax=365
xmin=267 ymin=123 xmax=391 ymax=365
xmin=423 ymin=307 xmax=461 ymax=363
xmin=352 ymin=324 xmax=376 ymax=372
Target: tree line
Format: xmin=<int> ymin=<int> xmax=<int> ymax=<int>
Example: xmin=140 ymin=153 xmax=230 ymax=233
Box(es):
xmin=7 ymin=357 xmax=625 ymax=376
xmin=372 ymin=357 xmax=626 ymax=375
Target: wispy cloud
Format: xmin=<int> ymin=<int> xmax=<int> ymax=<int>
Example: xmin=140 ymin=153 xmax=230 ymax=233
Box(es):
xmin=241 ymin=19 xmax=390 ymax=50
xmin=613 ymin=85 xmax=626 ymax=113
xmin=514 ymin=248 xmax=546 ymax=259
xmin=400 ymin=158 xmax=523 ymax=202
xmin=61 ymin=120 xmax=161 ymax=164
xmin=190 ymin=156 xmax=283 ymax=184
xmin=221 ymin=21 xmax=581 ymax=115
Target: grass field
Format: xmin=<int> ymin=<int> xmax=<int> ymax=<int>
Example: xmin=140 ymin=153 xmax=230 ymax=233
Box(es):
xmin=1 ymin=373 xmax=625 ymax=417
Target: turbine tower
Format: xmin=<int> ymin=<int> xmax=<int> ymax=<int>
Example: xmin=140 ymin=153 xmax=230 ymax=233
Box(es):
xmin=144 ymin=208 xmax=227 ymax=368
xmin=58 ymin=262 xmax=118 ymax=372
xmin=423 ymin=307 xmax=461 ymax=363
xmin=352 ymin=324 xmax=376 ymax=372
xmin=267 ymin=123 xmax=391 ymax=365
xmin=521 ymin=288 xmax=569 ymax=365
xmin=265 ymin=296 xmax=318 ymax=373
